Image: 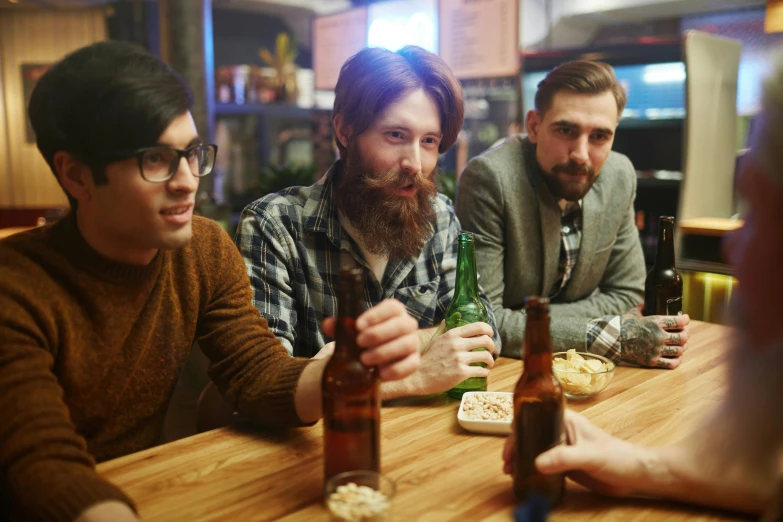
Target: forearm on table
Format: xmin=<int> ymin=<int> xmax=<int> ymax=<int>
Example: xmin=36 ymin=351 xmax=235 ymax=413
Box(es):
xmin=548 ymin=290 xmax=641 ymax=319
xmin=495 ymin=307 xmax=591 ymax=358
xmin=640 ymin=445 xmax=772 ymax=514
xmin=293 ymin=358 xmax=327 ymax=423
xmin=380 ymin=377 xmax=417 ymax=401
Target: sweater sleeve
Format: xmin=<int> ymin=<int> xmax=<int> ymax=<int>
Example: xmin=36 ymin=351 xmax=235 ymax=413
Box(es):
xmin=0 ymin=257 xmax=135 ymax=521
xmin=195 ymin=222 xmax=313 ymax=427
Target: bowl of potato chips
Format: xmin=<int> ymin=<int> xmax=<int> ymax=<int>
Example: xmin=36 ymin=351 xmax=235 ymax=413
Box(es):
xmin=552 ymin=350 xmax=615 ymax=400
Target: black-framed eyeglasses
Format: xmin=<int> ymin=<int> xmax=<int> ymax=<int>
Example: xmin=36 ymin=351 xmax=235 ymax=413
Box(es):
xmin=100 ymin=144 xmax=218 ymax=183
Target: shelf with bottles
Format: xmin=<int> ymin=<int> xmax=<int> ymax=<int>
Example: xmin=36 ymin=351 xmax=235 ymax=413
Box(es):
xmin=214 ymin=102 xmax=312 ymax=119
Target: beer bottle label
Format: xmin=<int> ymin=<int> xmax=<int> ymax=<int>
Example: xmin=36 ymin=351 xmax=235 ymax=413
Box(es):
xmin=665 ymin=296 xmax=683 ymax=315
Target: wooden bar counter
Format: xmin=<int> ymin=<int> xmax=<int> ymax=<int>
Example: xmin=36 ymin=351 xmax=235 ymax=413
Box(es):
xmin=98 ymin=321 xmax=746 ymax=521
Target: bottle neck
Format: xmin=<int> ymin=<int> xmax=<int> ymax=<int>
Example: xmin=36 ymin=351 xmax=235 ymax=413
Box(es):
xmin=654 ymin=220 xmax=676 ymax=269
xmin=335 ymin=270 xmax=362 ymax=358
xmin=453 ymin=237 xmax=479 ymax=301
xmin=523 ymin=310 xmax=554 ymax=376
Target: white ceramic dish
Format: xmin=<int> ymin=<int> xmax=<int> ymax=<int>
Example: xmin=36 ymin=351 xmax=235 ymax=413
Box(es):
xmin=456 ymin=391 xmax=513 ymax=435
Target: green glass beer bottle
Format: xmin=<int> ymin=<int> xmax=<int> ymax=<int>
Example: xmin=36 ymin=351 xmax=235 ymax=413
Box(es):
xmin=446 ymin=232 xmax=490 ymax=399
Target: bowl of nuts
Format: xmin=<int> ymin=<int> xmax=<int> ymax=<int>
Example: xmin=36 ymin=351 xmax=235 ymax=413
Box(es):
xmin=457 ymin=391 xmax=513 ymax=435
xmin=325 ymin=471 xmax=395 ymax=522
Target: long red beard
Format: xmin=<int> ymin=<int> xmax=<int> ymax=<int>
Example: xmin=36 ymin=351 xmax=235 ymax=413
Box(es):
xmin=336 ymin=149 xmax=437 ymax=260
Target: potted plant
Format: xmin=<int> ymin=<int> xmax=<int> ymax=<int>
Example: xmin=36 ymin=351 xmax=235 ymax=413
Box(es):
xmin=259 ymin=32 xmax=298 ymax=104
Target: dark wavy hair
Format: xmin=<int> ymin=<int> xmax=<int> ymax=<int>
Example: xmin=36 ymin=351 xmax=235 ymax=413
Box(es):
xmin=332 ymin=45 xmax=464 ymax=157
xmin=28 ymin=41 xmax=193 ymax=209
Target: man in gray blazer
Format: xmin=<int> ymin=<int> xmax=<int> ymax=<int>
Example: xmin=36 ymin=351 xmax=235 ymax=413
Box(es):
xmin=456 ymin=60 xmax=689 ymax=368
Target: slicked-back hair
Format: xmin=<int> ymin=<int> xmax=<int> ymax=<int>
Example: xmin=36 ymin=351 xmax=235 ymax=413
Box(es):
xmin=332 ymin=45 xmax=464 ymax=157
xmin=534 ymin=60 xmax=627 ymax=119
xmin=28 ymin=41 xmax=193 ymax=209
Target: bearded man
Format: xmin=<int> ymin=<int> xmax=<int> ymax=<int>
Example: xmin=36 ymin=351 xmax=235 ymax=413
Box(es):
xmin=457 ymin=60 xmax=689 ymax=367
xmin=237 ymin=46 xmax=500 ymax=399
xmin=501 ymin=53 xmax=783 ymax=519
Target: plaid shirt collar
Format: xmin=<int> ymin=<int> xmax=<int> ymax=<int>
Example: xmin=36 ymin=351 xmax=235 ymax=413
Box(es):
xmin=301 ymin=164 xmax=342 ymax=247
xmin=549 ymin=199 xmax=583 ymax=299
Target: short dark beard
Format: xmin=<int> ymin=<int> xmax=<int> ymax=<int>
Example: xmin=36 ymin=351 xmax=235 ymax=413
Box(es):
xmin=541 ymin=160 xmax=597 ymax=201
xmin=335 ymin=146 xmax=437 ymax=260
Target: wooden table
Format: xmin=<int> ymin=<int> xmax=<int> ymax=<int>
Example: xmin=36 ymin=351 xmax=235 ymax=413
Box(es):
xmin=0 ymin=226 xmax=34 ymax=240
xmin=98 ymin=321 xmax=747 ymax=521
xmin=679 ymin=217 xmax=743 ymax=238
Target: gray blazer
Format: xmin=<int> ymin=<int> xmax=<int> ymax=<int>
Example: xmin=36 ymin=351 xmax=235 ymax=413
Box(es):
xmin=456 ymin=136 xmax=645 ymax=358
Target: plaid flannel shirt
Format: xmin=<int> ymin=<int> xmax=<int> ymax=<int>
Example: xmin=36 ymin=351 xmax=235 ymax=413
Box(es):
xmin=235 ymin=162 xmax=500 ymax=358
xmin=550 ymin=201 xmax=622 ymax=362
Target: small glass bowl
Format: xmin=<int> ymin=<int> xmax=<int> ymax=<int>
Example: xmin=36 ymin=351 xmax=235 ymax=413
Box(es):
xmin=324 ymin=471 xmax=396 ymax=522
xmin=552 ymin=351 xmax=616 ymax=400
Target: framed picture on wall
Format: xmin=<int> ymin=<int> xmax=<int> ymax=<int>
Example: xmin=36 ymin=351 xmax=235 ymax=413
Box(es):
xmin=21 ymin=64 xmax=51 ymax=144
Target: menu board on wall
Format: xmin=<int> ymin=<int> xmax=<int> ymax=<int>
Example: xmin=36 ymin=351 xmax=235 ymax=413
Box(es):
xmin=313 ymin=7 xmax=368 ymax=91
xmin=438 ymin=0 xmax=519 ymax=80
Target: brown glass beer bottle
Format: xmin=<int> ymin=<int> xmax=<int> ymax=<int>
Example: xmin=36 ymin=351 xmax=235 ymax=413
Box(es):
xmin=322 ymin=268 xmax=381 ymax=485
xmin=513 ymin=296 xmax=565 ymax=505
xmin=644 ymin=216 xmax=683 ymax=316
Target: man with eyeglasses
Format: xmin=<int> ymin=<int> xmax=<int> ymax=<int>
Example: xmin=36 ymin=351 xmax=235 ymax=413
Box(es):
xmin=0 ymin=41 xmax=421 ymax=522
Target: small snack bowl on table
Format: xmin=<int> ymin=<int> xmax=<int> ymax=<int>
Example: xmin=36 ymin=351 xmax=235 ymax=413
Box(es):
xmin=457 ymin=391 xmax=513 ymax=435
xmin=552 ymin=350 xmax=615 ymax=400
xmin=325 ymin=471 xmax=396 ymax=522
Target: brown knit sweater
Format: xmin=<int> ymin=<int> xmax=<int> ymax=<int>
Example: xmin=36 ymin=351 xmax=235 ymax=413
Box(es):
xmin=0 ymin=215 xmax=312 ymax=521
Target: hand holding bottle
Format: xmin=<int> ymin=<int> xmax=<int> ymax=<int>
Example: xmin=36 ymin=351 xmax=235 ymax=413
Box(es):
xmin=409 ymin=321 xmax=495 ymax=396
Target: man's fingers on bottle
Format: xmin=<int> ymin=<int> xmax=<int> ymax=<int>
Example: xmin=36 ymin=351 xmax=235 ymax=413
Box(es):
xmin=357 ymin=315 xmax=417 ymax=348
xmin=465 ymin=349 xmax=495 ymax=368
xmin=321 ymin=317 xmax=336 ymax=338
xmin=361 ymin=333 xmax=419 ymax=366
xmin=451 ymin=321 xmax=494 ymax=338
xmin=466 ymin=365 xmax=491 ymax=379
xmin=356 ymin=298 xmax=407 ymax=330
xmin=458 ymin=335 xmax=494 ymax=353
xmin=469 ymin=335 xmax=495 ymax=354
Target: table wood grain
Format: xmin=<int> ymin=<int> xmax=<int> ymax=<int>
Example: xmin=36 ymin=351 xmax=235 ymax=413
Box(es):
xmin=98 ymin=321 xmax=749 ymax=521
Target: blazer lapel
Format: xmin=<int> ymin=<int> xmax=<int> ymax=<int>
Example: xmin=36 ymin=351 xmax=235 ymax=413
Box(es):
xmin=539 ymin=197 xmax=561 ymax=297
xmin=525 ymin=148 xmax=563 ymax=298
xmin=567 ymin=183 xmax=603 ymax=299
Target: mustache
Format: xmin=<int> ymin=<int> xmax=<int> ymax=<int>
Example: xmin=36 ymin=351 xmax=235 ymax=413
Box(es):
xmin=361 ymin=169 xmax=436 ymax=193
xmin=551 ymin=161 xmax=594 ymax=177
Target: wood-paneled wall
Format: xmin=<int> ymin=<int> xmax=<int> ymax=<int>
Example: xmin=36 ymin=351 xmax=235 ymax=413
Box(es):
xmin=0 ymin=9 xmax=107 ymax=208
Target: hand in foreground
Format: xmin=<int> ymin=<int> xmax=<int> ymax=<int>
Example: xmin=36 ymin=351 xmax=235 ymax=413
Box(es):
xmin=322 ymin=299 xmax=420 ymax=381
xmin=409 ymin=320 xmax=495 ymax=395
xmin=620 ymin=311 xmax=690 ymax=369
xmin=502 ymin=409 xmax=656 ymax=498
